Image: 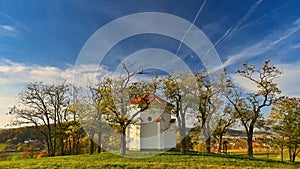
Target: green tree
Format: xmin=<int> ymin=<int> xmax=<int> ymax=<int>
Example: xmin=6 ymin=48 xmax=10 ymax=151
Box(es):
xmin=226 ymin=60 xmax=281 ymax=158
xmin=95 ymin=66 xmax=157 ymax=156
xmin=213 ymin=104 xmax=237 ymax=154
xmin=48 ymin=82 xmax=71 ymax=155
xmin=268 ymin=97 xmax=300 ymax=162
xmin=85 ymin=85 xmax=106 ymax=154
xmin=63 ymin=120 xmax=84 ymax=155
xmin=66 ymin=86 xmax=85 ymax=155
xmin=195 ymin=71 xmax=226 ymax=153
xmin=162 ymin=74 xmax=195 ymax=154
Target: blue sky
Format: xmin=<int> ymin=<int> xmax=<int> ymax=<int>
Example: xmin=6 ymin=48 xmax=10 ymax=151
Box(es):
xmin=1 ymin=0 xmax=300 ymax=128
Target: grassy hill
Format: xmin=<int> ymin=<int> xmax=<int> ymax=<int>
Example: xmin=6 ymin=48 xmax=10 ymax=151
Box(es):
xmin=0 ymin=151 xmax=299 ymax=169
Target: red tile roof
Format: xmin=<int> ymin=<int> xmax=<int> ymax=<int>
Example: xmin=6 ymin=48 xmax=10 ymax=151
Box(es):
xmin=169 ymin=119 xmax=176 ymax=123
xmin=156 ymin=116 xmax=163 ymax=122
xmin=131 ymin=93 xmax=169 ymax=105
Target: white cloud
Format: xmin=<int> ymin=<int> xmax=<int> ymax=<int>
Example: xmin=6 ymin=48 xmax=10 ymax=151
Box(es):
xmin=291 ymin=43 xmax=300 ymax=49
xmin=0 ymin=59 xmax=109 ymax=128
xmin=0 ymin=64 xmax=26 ymax=73
xmin=275 ymin=62 xmax=300 ymax=97
xmin=0 ymin=25 xmax=15 ymax=32
xmin=0 ymin=9 xmax=31 ymax=33
xmin=0 ymin=24 xmax=19 ymax=38
xmin=232 ymin=74 xmax=258 ymax=92
xmin=232 ymin=61 xmax=300 ymax=98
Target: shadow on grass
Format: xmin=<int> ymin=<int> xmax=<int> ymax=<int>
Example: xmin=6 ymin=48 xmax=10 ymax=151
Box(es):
xmin=161 ymin=149 xmax=299 ymax=166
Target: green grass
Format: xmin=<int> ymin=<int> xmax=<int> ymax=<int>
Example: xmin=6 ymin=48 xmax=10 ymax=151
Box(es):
xmin=0 ymin=143 xmax=6 ymax=152
xmin=227 ymin=148 xmax=300 ymax=163
xmin=0 ymin=151 xmax=299 ymax=169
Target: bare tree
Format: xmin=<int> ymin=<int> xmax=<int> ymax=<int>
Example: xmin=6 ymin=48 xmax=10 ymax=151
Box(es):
xmin=48 ymin=82 xmax=70 ymax=155
xmin=9 ymin=81 xmax=71 ymax=156
xmin=226 ymin=60 xmax=281 ymax=158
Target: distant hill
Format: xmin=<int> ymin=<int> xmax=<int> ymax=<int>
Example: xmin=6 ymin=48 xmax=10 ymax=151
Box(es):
xmin=227 ymin=129 xmax=247 ymax=136
xmin=226 ymin=129 xmax=273 ymax=137
xmin=188 ymin=127 xmax=273 ymax=137
xmin=0 ymin=126 xmax=43 ymax=144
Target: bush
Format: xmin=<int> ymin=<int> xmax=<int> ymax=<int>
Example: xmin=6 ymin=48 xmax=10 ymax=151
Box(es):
xmin=36 ymin=151 xmax=48 ymax=158
xmin=21 ymin=145 xmax=35 ymax=159
xmin=17 ymin=143 xmax=27 ymax=152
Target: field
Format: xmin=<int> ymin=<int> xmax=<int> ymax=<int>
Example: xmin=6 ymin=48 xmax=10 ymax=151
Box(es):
xmin=0 ymin=144 xmax=6 ymax=152
xmin=0 ymin=151 xmax=299 ymax=169
xmin=227 ymin=148 xmax=300 ymax=162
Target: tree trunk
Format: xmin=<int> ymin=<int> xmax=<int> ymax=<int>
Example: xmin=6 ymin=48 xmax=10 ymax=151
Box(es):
xmin=46 ymin=139 xmax=53 ymax=156
xmin=247 ymin=128 xmax=254 ymax=158
xmin=89 ymin=133 xmax=94 ymax=155
xmin=120 ymin=129 xmax=126 ymax=156
xmin=176 ymin=111 xmax=186 ymax=155
xmin=47 ymin=137 xmax=55 ymax=156
xmin=97 ymin=145 xmax=101 ymax=153
xmin=75 ymin=137 xmax=80 ymax=155
xmin=218 ymin=134 xmax=223 ymax=154
xmin=180 ymin=137 xmax=186 ymax=155
xmin=46 ymin=125 xmax=55 ymax=156
xmin=289 ymin=147 xmax=296 ymax=163
xmin=292 ymin=153 xmax=296 ymax=163
xmin=281 ymin=146 xmax=284 ymax=163
xmin=206 ymin=137 xmax=211 ymax=153
xmin=179 ymin=121 xmax=186 ymax=155
xmin=97 ymin=132 xmax=102 ymax=153
xmin=60 ymin=137 xmax=65 ymax=155
xmin=53 ymin=135 xmax=57 ymax=156
xmin=68 ymin=139 xmax=72 ymax=155
xmin=289 ymin=147 xmax=292 ymax=162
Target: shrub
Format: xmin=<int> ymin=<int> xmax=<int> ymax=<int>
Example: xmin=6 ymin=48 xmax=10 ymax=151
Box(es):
xmin=21 ymin=145 xmax=35 ymax=159
xmin=36 ymin=151 xmax=48 ymax=158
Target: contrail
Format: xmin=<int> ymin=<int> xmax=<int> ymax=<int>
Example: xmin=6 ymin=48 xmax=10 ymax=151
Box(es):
xmin=214 ymin=0 xmax=264 ymax=47
xmin=270 ymin=19 xmax=300 ymax=46
xmin=214 ymin=27 xmax=232 ymax=47
xmin=175 ymin=0 xmax=207 ymax=55
xmin=234 ymin=0 xmax=264 ymax=32
xmin=239 ymin=5 xmax=283 ymax=31
xmin=0 ymin=10 xmax=31 ymax=32
xmin=223 ymin=17 xmax=300 ymax=67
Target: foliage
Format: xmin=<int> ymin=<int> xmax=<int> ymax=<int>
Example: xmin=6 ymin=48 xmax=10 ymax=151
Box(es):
xmin=268 ymin=96 xmax=300 ymax=162
xmin=162 ymin=72 xmax=198 ymax=154
xmin=20 ymin=145 xmax=36 ymax=159
xmin=91 ymin=65 xmax=158 ymax=156
xmin=194 ymin=70 xmax=227 ymax=153
xmin=17 ymin=143 xmax=27 ymax=152
xmin=213 ymin=104 xmax=237 ymax=154
xmin=0 ymin=143 xmax=7 ymax=152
